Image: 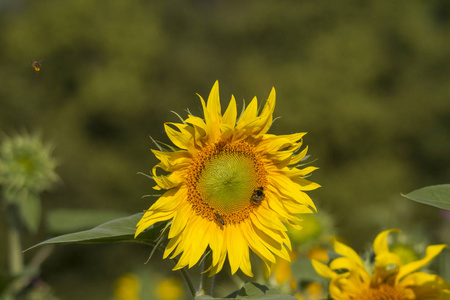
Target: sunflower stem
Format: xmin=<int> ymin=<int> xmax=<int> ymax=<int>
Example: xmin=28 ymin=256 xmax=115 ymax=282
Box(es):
xmin=179 ymin=267 xmax=196 ymax=298
xmin=171 ymin=258 xmax=196 ymax=298
xmin=6 ymin=204 xmax=24 ymax=277
xmin=196 ymin=252 xmax=214 ymax=296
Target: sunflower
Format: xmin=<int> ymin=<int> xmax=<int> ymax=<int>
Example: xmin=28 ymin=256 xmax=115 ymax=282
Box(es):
xmin=312 ymin=229 xmax=450 ymax=300
xmin=136 ymin=81 xmax=319 ymax=277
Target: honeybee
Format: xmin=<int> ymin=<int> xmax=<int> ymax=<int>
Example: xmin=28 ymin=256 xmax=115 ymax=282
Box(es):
xmin=251 ymin=187 xmax=264 ymax=204
xmin=215 ymin=212 xmax=225 ymax=227
xmin=31 ymin=60 xmax=42 ymax=72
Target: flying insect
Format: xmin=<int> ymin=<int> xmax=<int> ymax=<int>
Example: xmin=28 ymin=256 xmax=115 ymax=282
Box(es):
xmin=31 ymin=60 xmax=42 ymax=72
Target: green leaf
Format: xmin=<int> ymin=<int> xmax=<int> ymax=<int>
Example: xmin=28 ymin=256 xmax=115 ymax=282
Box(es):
xmin=46 ymin=209 xmax=131 ymax=234
xmin=235 ymin=282 xmax=296 ymax=299
xmin=26 ymin=212 xmax=164 ymax=251
xmin=402 ymin=184 xmax=450 ymax=210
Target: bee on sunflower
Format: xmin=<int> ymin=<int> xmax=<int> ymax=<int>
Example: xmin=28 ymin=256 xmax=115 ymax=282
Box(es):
xmin=135 ymin=81 xmax=319 ymax=277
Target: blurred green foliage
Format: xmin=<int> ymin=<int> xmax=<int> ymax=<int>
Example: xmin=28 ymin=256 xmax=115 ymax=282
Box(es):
xmin=1 ymin=0 xmax=450 ymax=299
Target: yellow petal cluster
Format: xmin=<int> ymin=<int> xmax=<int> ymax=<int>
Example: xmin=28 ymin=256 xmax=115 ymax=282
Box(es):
xmin=312 ymin=229 xmax=450 ymax=300
xmin=136 ymin=81 xmax=319 ymax=276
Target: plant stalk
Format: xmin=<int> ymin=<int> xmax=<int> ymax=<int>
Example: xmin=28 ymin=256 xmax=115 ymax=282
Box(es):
xmin=171 ymin=258 xmax=196 ymax=298
xmin=196 ymin=252 xmax=215 ymax=297
xmin=6 ymin=204 xmax=24 ymax=277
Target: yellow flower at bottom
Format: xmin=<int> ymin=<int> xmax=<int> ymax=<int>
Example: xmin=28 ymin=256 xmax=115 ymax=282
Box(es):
xmin=114 ymin=273 xmax=183 ymax=300
xmin=312 ymin=229 xmax=450 ymax=300
xmin=114 ymin=273 xmax=141 ymax=300
xmin=155 ymin=278 xmax=183 ymax=300
xmin=294 ymin=282 xmax=325 ymax=300
xmin=136 ymin=81 xmax=319 ymax=277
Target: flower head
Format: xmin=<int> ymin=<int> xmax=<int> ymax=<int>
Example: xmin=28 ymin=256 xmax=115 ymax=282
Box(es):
xmin=0 ymin=131 xmax=58 ymax=202
xmin=136 ymin=81 xmax=319 ymax=276
xmin=312 ymin=229 xmax=450 ymax=300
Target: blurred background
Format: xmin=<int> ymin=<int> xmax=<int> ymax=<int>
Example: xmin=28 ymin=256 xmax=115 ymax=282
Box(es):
xmin=1 ymin=0 xmax=450 ymax=299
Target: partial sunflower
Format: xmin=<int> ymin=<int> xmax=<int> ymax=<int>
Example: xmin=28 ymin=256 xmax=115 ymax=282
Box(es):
xmin=136 ymin=81 xmax=319 ymax=277
xmin=312 ymin=229 xmax=450 ymax=300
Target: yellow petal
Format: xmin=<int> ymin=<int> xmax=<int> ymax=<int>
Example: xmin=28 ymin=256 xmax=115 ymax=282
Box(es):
xmin=252 ymin=207 xmax=286 ymax=232
xmin=209 ymin=225 xmax=224 ymax=267
xmin=329 ymin=257 xmax=371 ymax=283
xmin=184 ymin=115 xmax=207 ymax=133
xmin=207 ymin=81 xmax=221 ymax=123
xmin=268 ymin=175 xmax=317 ymax=210
xmin=281 ymin=198 xmax=314 ymax=214
xmin=163 ymin=233 xmax=182 ymax=259
xmin=256 ymin=87 xmax=276 ymax=136
xmin=289 ymin=146 xmax=309 ymax=165
xmin=242 ymin=222 xmax=276 ymax=264
xmin=334 ymin=239 xmax=364 ymax=267
xmin=237 ymin=222 xmax=254 ymax=277
xmin=265 ymin=191 xmax=297 ymax=220
xmin=168 ymin=202 xmax=191 ymax=238
xmin=311 ymin=259 xmax=336 ymax=279
xmin=222 ymin=95 xmax=237 ymax=128
xmin=164 ymin=123 xmax=194 ymax=150
xmin=290 ymin=177 xmax=321 ymax=191
xmin=401 ymin=272 xmax=450 ymax=299
xmin=397 ymin=244 xmax=448 ymax=283
xmin=151 ymin=149 xmax=191 ymax=171
xmin=226 ymin=224 xmax=246 ymax=275
xmin=145 ymin=186 xmax=186 ymax=212
xmin=238 ymin=96 xmax=258 ymax=125
xmin=258 ymin=133 xmax=306 ymax=153
xmin=250 ymin=211 xmax=285 ymax=244
xmin=173 ymin=250 xmax=190 ymax=271
xmin=253 ymin=224 xmax=290 ymax=261
xmin=207 ymin=242 xmax=228 ymax=276
xmin=200 ymin=80 xmax=222 ymax=142
xmin=373 ymin=229 xmax=400 ymax=255
xmin=135 ymin=210 xmax=175 ymax=237
xmin=188 ymin=217 xmax=211 ymax=268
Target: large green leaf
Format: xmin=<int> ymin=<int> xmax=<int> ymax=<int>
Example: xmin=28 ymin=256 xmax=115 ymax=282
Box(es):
xmin=26 ymin=212 xmax=164 ymax=251
xmin=402 ymin=184 xmax=450 ymax=210
xmin=46 ymin=209 xmax=131 ymax=234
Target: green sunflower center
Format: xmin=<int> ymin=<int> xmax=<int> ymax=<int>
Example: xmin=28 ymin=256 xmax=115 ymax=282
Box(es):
xmin=186 ymin=141 xmax=267 ymax=228
xmin=198 ymin=154 xmax=257 ymax=215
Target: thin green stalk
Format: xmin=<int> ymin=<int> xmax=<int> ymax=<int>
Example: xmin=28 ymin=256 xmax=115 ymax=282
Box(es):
xmin=180 ymin=267 xmax=196 ymax=298
xmin=6 ymin=204 xmax=23 ymax=277
xmin=153 ymin=241 xmax=196 ymax=298
xmin=196 ymin=252 xmax=215 ymax=297
xmin=7 ymin=225 xmax=23 ymax=276
xmin=171 ymin=257 xmax=196 ymax=298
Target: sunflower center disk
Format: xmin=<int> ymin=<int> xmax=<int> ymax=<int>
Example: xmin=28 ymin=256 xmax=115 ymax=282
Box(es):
xmin=198 ymin=154 xmax=257 ymax=215
xmin=186 ymin=141 xmax=267 ymax=226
